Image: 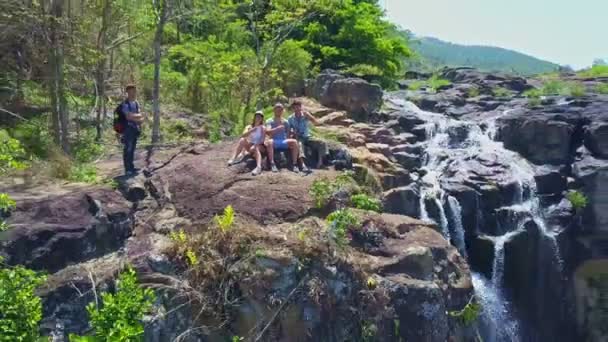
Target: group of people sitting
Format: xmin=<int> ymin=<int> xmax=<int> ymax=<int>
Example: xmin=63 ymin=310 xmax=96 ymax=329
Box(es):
xmin=227 ymin=100 xmax=327 ymax=175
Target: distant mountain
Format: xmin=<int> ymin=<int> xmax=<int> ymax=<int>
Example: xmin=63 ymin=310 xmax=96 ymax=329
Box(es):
xmin=407 ymin=36 xmax=560 ymax=76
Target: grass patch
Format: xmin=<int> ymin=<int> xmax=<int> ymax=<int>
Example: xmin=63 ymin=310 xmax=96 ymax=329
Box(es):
xmin=567 ymin=82 xmax=586 ymax=97
xmin=578 ymin=65 xmax=608 ymax=78
xmin=407 ymin=74 xmax=451 ymax=93
xmin=466 ymin=86 xmax=480 ymax=98
xmin=492 ymin=87 xmax=511 ymax=98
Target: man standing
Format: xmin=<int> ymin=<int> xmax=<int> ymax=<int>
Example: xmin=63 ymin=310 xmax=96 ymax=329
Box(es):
xmin=264 ymin=103 xmax=300 ymax=172
xmin=288 ymin=99 xmax=327 ymax=172
xmin=121 ymin=84 xmax=144 ymax=176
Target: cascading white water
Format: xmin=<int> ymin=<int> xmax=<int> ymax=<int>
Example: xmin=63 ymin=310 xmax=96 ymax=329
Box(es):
xmin=392 ymin=99 xmax=566 ymax=342
xmin=447 ymin=195 xmax=467 ymax=258
xmin=473 ymin=272 xmax=521 ymax=342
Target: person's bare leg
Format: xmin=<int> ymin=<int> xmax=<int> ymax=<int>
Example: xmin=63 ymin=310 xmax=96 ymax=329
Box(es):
xmin=230 ymin=138 xmax=248 ymax=162
xmin=265 ymin=140 xmax=277 ymax=171
xmin=251 ymin=145 xmax=263 ymax=175
xmin=288 ymin=140 xmax=299 ymax=167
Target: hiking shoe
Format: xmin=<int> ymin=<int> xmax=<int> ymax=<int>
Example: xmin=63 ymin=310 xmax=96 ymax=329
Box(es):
xmin=300 ymin=165 xmax=311 ymax=174
xmin=227 ymin=157 xmax=241 ymax=166
xmin=270 ymin=164 xmax=279 ymax=172
xmin=251 ymin=166 xmax=262 ymax=176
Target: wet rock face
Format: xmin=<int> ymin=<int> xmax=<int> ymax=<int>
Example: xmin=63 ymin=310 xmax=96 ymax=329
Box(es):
xmin=497 ymin=115 xmax=575 ymax=165
xmin=0 ymin=189 xmax=132 ymax=273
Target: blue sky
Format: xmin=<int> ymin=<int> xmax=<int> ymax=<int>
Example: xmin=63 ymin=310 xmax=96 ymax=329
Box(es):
xmin=380 ymin=0 xmax=608 ymax=69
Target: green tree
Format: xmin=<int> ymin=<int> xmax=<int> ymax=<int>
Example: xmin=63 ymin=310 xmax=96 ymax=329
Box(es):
xmin=301 ymin=0 xmax=411 ymax=86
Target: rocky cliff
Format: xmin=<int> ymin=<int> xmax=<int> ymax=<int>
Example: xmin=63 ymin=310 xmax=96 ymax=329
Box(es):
xmin=1 ymin=67 xmax=607 ymax=341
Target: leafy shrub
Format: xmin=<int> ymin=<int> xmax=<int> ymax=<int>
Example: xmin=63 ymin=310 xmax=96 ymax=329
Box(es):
xmin=0 ymin=193 xmax=16 ymax=213
xmin=0 ymin=257 xmax=46 ymax=341
xmin=68 ymin=164 xmax=99 ymax=184
xmin=566 ymin=190 xmax=588 ymax=211
xmin=170 ymin=229 xmax=198 ymax=267
xmin=72 ymin=129 xmax=104 ymax=164
xmin=449 ymin=299 xmax=481 ymax=326
xmin=0 ymin=129 xmax=28 ymax=174
xmin=595 ymin=83 xmax=608 ymax=94
xmin=310 ymin=172 xmax=356 ymax=209
xmin=310 ymin=178 xmax=334 ymax=209
xmin=327 ymin=208 xmax=360 ymax=247
xmin=351 ymin=193 xmax=382 ymax=212
xmin=492 ymin=87 xmax=511 ymax=98
xmin=215 ymin=205 xmax=235 ymax=233
xmin=73 ymin=267 xmax=155 ymax=341
xmin=407 ymin=80 xmax=425 ymax=91
xmin=541 ymin=80 xmax=565 ymax=95
xmin=0 ymin=221 xmax=8 ymax=232
xmin=523 ymin=88 xmax=542 ymax=99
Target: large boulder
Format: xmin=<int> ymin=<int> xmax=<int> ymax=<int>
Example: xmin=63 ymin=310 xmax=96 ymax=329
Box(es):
xmin=382 ymin=184 xmax=421 ymax=217
xmin=584 ymin=121 xmax=608 ymax=158
xmin=572 ymin=151 xmax=608 ymax=233
xmin=308 ymin=70 xmax=383 ymax=120
xmin=0 ymin=188 xmax=132 ymax=273
xmin=497 ymin=115 xmax=575 ymax=165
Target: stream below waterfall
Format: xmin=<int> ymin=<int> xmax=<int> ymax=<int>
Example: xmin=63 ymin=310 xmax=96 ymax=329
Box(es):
xmin=387 ymin=98 xmax=565 ymax=342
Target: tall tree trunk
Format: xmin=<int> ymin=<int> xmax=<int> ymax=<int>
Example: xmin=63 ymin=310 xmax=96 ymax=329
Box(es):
xmin=151 ymin=0 xmax=168 ymax=144
xmin=49 ymin=0 xmax=69 ymax=153
xmin=95 ymin=0 xmax=112 ymax=141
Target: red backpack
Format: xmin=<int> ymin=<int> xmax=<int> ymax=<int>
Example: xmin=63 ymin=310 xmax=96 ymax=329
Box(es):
xmin=113 ymin=100 xmax=138 ymax=134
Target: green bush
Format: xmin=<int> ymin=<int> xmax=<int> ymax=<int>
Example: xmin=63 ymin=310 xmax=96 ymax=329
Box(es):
xmin=327 ymin=208 xmax=360 ymax=247
xmin=541 ymin=80 xmax=565 ymax=95
xmin=0 ymin=193 xmax=16 ymax=213
xmin=0 ymin=129 xmax=28 ymax=174
xmin=566 ymin=190 xmax=588 ymax=211
xmin=310 ymin=172 xmax=356 ymax=209
xmin=492 ymin=87 xmax=511 ymax=98
xmin=0 ymin=257 xmax=47 ymax=341
xmin=523 ymin=88 xmax=542 ymax=99
xmin=68 ymin=164 xmax=99 ymax=184
xmin=595 ymin=83 xmax=608 ymax=94
xmin=351 ymin=193 xmax=382 ymax=212
xmin=567 ymin=82 xmax=586 ymax=97
xmin=72 ymin=267 xmax=155 ymax=341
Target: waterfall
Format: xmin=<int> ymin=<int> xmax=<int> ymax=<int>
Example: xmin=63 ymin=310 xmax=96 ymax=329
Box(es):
xmin=447 ymin=196 xmax=467 ymax=258
xmin=491 ymin=231 xmax=520 ymax=287
xmin=473 ymin=272 xmax=521 ymax=342
xmin=392 ymin=100 xmax=569 ymax=341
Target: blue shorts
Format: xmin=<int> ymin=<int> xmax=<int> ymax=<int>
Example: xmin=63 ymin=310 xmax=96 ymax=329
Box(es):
xmin=274 ymin=139 xmax=289 ymax=150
